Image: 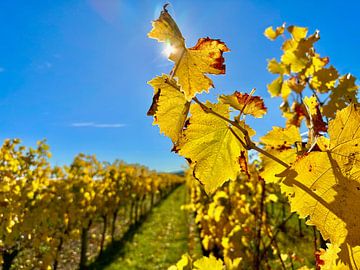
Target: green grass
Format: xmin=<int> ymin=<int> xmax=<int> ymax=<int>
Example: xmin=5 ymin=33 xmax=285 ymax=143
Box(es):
xmin=91 ymin=185 xmax=189 ymax=270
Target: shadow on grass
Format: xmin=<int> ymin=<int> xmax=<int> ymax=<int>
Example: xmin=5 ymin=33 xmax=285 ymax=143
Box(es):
xmin=88 ymin=218 xmax=144 ymax=270
xmin=88 ymin=186 xmax=181 ymax=270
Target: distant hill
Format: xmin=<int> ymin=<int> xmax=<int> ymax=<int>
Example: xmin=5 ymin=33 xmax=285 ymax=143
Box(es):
xmin=170 ymin=170 xmax=185 ymax=177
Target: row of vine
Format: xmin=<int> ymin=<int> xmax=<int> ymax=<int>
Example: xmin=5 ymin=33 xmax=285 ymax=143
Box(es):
xmin=0 ymin=139 xmax=183 ymax=269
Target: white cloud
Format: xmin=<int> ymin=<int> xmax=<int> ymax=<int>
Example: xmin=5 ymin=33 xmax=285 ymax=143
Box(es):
xmin=91 ymin=123 xmax=125 ymax=128
xmin=71 ymin=122 xmax=125 ymax=128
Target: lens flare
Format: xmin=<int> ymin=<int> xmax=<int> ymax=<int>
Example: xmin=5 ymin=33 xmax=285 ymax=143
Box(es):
xmin=162 ymin=42 xmax=175 ymax=58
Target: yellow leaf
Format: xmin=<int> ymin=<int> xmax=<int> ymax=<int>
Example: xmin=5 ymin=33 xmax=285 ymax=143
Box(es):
xmin=267 ymin=58 xmax=289 ymax=74
xmin=281 ymin=29 xmax=319 ymax=73
xmin=260 ymin=126 xmax=301 ymax=148
xmin=281 ymin=50 xmax=308 ymax=73
xmin=281 ymin=79 xmax=292 ymax=99
xmin=303 ymin=96 xmax=327 ymax=135
xmin=264 ymin=24 xmax=285 ymax=40
xmin=174 ymin=38 xmax=230 ymax=100
xmin=267 ymin=77 xmax=283 ymax=97
xmin=148 ymin=8 xmax=229 ymax=100
xmin=148 ymin=75 xmax=190 ymax=144
xmin=328 ymin=104 xmax=360 ymax=176
xmin=214 ymin=205 xmax=224 ymax=222
xmin=267 ymin=77 xmax=292 ymax=99
xmin=280 ymin=253 xmax=289 ymax=262
xmin=202 ymin=235 xmax=211 ymax=251
xmin=176 ymin=254 xmax=191 ymax=270
xmin=148 ymin=6 xmax=185 ymax=50
xmin=319 ymin=243 xmax=349 ymax=270
xmin=193 ymin=255 xmax=224 ymax=270
xmin=287 ymin=77 xmax=306 ymax=93
xmin=168 ymin=254 xmax=192 ymax=270
xmin=219 ymin=91 xmax=267 ymax=118
xmin=224 ymin=257 xmax=242 ymax=270
xmin=310 ymin=66 xmax=339 ymax=93
xmin=260 ymin=125 xmax=301 ymax=183
xmin=305 ymin=54 xmax=329 ymax=77
xmin=287 ymin=25 xmax=308 ymax=41
xmin=316 ymin=136 xmax=330 ymax=151
xmin=267 ymin=194 xmax=278 ymax=203
xmin=303 ymin=96 xmax=318 ymax=115
xmin=260 ymin=148 xmax=298 ymax=183
xmin=283 ymin=102 xmax=307 ymax=127
xmin=280 ymin=104 xmax=360 ymax=267
xmin=322 ymin=74 xmax=359 ymax=118
xmin=178 ymin=103 xmax=247 ymax=194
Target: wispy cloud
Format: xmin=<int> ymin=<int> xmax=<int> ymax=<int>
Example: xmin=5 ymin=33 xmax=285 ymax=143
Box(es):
xmin=71 ymin=122 xmax=125 ymax=128
xmin=36 ymin=61 xmax=53 ymax=70
xmin=42 ymin=62 xmax=52 ymax=68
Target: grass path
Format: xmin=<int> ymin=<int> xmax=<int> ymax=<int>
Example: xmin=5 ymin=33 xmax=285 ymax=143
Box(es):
xmin=93 ymin=185 xmax=189 ymax=270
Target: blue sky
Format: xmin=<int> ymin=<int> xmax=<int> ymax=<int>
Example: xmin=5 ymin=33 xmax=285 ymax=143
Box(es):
xmin=0 ymin=0 xmax=359 ymax=172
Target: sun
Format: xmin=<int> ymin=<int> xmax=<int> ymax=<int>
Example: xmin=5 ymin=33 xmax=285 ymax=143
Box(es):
xmin=162 ymin=42 xmax=176 ymax=58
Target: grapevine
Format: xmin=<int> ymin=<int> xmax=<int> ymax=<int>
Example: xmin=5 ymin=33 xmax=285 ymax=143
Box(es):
xmin=0 ymin=139 xmax=183 ymax=269
xmin=147 ymin=5 xmax=359 ymax=269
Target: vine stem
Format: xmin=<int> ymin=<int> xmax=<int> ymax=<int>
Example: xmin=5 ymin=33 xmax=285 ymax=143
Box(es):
xmin=252 ymin=144 xmax=290 ymax=168
xmin=169 ymin=48 xmax=186 ymax=80
xmin=260 ymin=212 xmax=295 ymax=261
xmin=254 ymin=178 xmax=266 ymax=270
xmin=312 ymin=89 xmax=323 ymax=105
xmin=165 ymin=77 xmax=290 ymax=169
xmin=264 ymin=228 xmax=287 ymax=270
xmin=192 ymin=97 xmax=290 ymax=168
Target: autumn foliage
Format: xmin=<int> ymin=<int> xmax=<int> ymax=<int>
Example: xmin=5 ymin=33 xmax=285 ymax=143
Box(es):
xmin=148 ymin=5 xmax=359 ymax=269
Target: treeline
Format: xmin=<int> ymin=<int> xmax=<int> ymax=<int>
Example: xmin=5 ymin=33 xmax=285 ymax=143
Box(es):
xmin=0 ymin=139 xmax=183 ymax=270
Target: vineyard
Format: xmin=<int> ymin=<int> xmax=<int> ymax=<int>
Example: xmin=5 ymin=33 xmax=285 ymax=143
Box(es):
xmin=1 ymin=2 xmax=359 ymax=270
xmin=0 ymin=139 xmax=183 ymax=269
